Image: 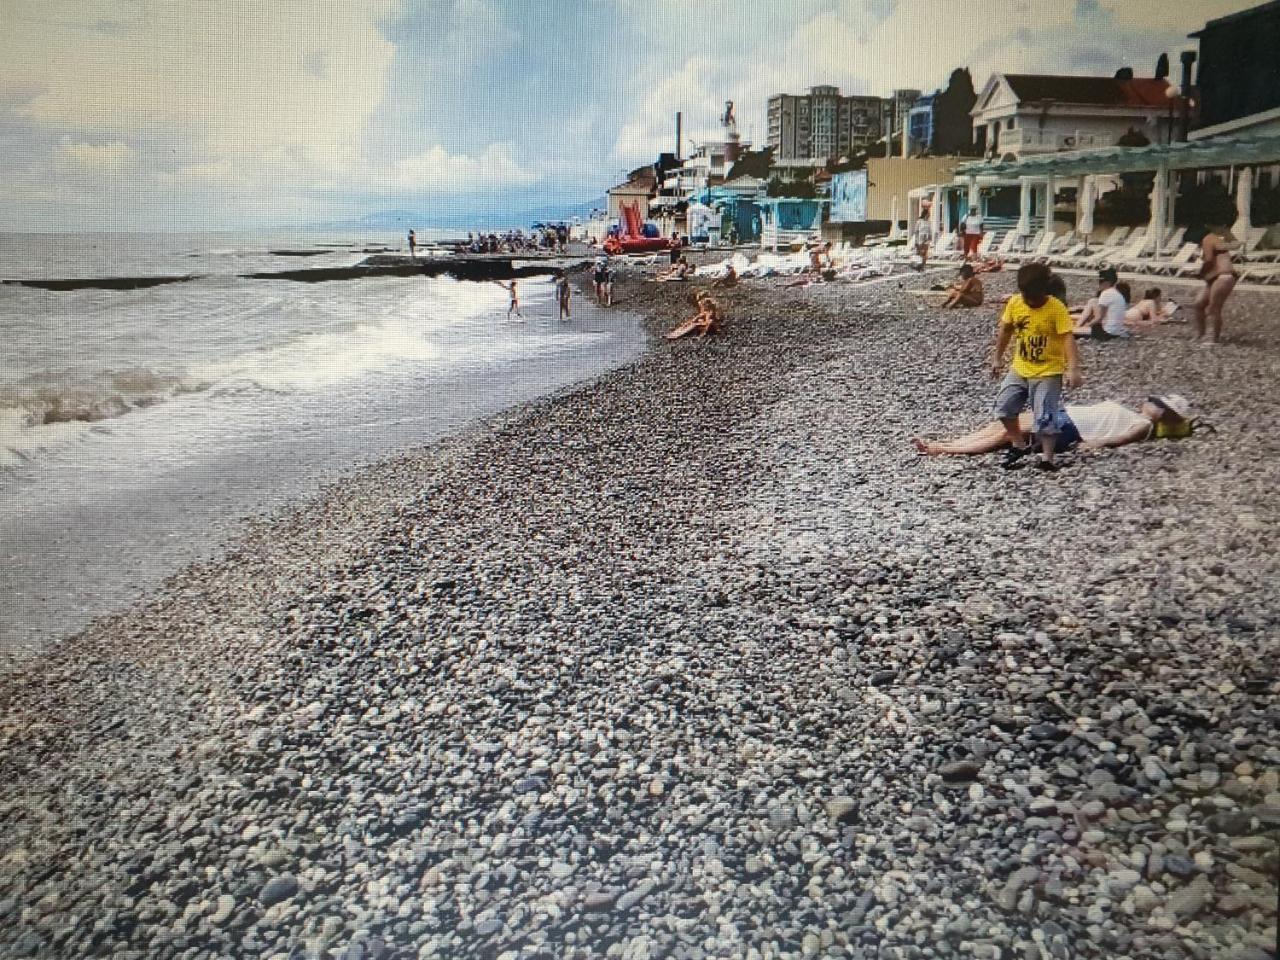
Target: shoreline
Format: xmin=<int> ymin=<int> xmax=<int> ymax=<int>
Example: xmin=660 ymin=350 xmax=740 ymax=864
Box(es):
xmin=1 ymin=262 xmax=1277 ymax=959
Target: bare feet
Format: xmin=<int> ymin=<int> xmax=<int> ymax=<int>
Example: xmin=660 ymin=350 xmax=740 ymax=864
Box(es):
xmin=910 ymin=438 xmax=939 ymax=456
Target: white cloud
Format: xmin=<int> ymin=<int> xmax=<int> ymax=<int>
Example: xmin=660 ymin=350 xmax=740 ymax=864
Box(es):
xmin=383 ymin=143 xmax=539 ymax=192
xmin=56 ymin=140 xmax=134 ymax=169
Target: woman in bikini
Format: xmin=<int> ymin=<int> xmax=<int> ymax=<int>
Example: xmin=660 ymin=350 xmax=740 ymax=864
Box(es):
xmin=1189 ymin=224 xmax=1238 ymax=344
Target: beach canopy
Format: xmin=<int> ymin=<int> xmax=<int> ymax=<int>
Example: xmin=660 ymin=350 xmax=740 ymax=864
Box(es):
xmin=955 ymin=133 xmax=1280 ymax=179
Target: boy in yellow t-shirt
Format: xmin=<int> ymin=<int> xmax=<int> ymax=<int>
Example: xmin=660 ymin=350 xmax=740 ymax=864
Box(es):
xmin=990 ymin=263 xmax=1083 ymax=471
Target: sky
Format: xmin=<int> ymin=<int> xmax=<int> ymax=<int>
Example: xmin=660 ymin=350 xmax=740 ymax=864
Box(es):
xmin=0 ymin=0 xmax=1262 ymax=231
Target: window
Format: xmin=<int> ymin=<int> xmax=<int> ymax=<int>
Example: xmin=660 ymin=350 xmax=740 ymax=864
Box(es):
xmin=1007 ymin=118 xmax=1016 ymax=130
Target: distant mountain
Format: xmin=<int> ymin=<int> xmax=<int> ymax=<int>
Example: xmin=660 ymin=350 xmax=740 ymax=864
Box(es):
xmin=299 ymin=194 xmax=608 ymax=234
xmin=511 ymin=197 xmax=607 ymax=224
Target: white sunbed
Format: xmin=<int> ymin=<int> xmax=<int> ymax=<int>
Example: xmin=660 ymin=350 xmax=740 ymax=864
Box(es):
xmin=1006 ymin=231 xmax=1048 ymax=262
xmin=1063 ymin=229 xmax=1147 ymax=269
xmin=991 ymin=230 xmax=1021 ymax=259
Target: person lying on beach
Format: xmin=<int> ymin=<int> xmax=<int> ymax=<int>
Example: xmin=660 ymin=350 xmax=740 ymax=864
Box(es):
xmin=665 ymin=291 xmax=721 ymax=340
xmin=911 ymin=394 xmax=1194 ymax=457
xmin=655 ymin=257 xmax=693 ymax=282
xmin=971 ymin=256 xmax=1004 ymax=275
xmin=941 ymin=264 xmax=985 ymax=308
xmin=1125 ymin=287 xmax=1179 ymax=329
xmin=782 ymin=268 xmax=837 ymax=288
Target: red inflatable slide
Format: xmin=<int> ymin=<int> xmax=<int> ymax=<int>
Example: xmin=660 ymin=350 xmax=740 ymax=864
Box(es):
xmin=603 ymin=202 xmax=677 ymax=255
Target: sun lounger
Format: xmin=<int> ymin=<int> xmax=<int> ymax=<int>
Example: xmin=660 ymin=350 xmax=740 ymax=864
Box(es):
xmin=1007 ymin=231 xmax=1049 ymax=262
xmin=1128 ymin=243 xmax=1201 ymax=277
xmin=1062 ymin=229 xmax=1147 ymax=269
xmin=1240 ymin=262 xmax=1280 ymax=283
xmin=991 ymin=230 xmax=1021 ymax=259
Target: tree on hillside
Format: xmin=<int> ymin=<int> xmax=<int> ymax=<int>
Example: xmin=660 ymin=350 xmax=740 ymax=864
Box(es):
xmin=727 ymin=148 xmax=774 ymax=181
xmin=766 ymin=177 xmax=816 ymax=199
xmin=1155 ymin=53 xmax=1170 ymax=79
xmin=933 ymin=67 xmax=978 ymax=155
xmin=1114 ymin=66 xmax=1134 ymax=80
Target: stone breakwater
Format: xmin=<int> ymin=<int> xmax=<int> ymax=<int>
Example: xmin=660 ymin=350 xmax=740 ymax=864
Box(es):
xmin=0 ymin=264 xmax=1277 ymax=960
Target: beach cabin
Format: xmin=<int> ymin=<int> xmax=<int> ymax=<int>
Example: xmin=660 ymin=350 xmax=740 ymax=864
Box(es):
xmin=757 ymin=198 xmax=827 ymax=250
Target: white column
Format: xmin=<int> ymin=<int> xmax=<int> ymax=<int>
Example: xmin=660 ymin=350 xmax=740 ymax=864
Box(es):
xmin=967 ymin=176 xmax=980 ymax=213
xmin=1017 ymin=178 xmax=1033 ymax=236
xmin=1078 ymin=175 xmax=1096 ymax=243
xmin=1042 ymin=178 xmax=1055 ymax=234
xmin=1149 ymin=163 xmax=1168 ymax=258
xmin=1233 ymin=166 xmax=1253 ymax=243
xmin=889 ymin=195 xmax=900 ymax=238
xmin=932 ymin=185 xmax=945 ymax=236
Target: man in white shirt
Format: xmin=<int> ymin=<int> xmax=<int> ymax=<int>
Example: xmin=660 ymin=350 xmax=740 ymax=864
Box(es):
xmin=1071 ymin=268 xmax=1130 ymax=339
xmin=962 ymin=206 xmax=984 ymax=260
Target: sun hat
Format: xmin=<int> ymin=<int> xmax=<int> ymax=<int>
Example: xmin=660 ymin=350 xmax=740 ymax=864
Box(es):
xmin=1148 ymin=394 xmax=1191 ymax=420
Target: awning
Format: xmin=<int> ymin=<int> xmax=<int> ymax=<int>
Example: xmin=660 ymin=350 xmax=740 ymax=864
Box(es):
xmin=954 ymin=133 xmax=1280 ymax=179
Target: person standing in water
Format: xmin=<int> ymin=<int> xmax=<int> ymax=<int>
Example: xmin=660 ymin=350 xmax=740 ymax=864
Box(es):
xmin=555 ymin=271 xmax=572 ymax=320
xmin=494 ymin=280 xmax=523 ymax=319
xmin=407 ymin=229 xmax=417 ymax=259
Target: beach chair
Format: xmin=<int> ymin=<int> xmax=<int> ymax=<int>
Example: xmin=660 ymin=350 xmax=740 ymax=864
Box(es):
xmin=1008 ymin=231 xmax=1049 ymax=262
xmin=1240 ymin=261 xmax=1280 ymax=283
xmin=992 ymin=230 xmax=1021 ymax=259
xmin=1128 ymin=242 xmax=1201 ymax=276
xmin=931 ymin=232 xmax=960 ymax=260
xmin=1065 ymin=228 xmax=1146 ymax=269
xmin=975 ymin=231 xmax=998 ymax=259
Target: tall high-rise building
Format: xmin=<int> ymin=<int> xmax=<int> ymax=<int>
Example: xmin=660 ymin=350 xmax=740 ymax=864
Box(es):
xmin=766 ymin=86 xmax=885 ymax=160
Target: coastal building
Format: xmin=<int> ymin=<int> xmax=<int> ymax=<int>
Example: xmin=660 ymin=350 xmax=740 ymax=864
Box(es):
xmin=1189 ymin=0 xmax=1280 ymax=140
xmin=971 ymin=73 xmax=1184 ymax=160
xmin=829 ymin=157 xmax=959 ymax=224
xmin=907 ymin=94 xmax=936 ymax=154
xmin=766 ymin=86 xmax=884 ymax=160
xmin=606 ymin=167 xmax=656 ymax=221
xmin=886 ymin=88 xmax=921 ymax=155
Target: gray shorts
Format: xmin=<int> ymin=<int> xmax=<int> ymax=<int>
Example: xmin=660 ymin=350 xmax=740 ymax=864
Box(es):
xmin=992 ymin=372 xmax=1063 ymax=435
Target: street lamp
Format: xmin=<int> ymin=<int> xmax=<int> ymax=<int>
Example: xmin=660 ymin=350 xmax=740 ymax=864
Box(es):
xmin=1165 ymin=84 xmax=1182 ymax=146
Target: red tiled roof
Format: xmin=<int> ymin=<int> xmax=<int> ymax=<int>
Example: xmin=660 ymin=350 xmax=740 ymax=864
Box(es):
xmin=1003 ymin=74 xmax=1182 ymax=109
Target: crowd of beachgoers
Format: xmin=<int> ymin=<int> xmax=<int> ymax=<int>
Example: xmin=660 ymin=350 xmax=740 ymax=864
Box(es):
xmin=1 ymin=226 xmax=1276 ymax=959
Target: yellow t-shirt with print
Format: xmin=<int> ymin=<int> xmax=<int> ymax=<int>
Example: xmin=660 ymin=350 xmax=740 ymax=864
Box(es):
xmin=1001 ymin=294 xmax=1074 ymax=378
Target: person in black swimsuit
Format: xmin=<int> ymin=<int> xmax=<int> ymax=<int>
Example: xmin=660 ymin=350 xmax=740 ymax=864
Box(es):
xmin=1187 ymin=224 xmax=1238 ymax=345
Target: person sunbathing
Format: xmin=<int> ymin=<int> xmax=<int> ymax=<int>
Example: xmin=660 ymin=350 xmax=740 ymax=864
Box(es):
xmin=941 ymin=264 xmax=985 ymax=308
xmin=911 ymin=395 xmax=1194 ymax=457
xmin=712 ymin=263 xmax=738 ymax=287
xmin=665 ymin=291 xmax=721 ymax=339
xmin=655 ymin=256 xmax=693 ymax=281
xmin=1125 ymin=287 xmax=1179 ymax=330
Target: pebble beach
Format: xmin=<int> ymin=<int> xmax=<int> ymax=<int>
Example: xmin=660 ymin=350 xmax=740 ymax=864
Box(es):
xmin=1 ymin=261 xmax=1277 ymax=959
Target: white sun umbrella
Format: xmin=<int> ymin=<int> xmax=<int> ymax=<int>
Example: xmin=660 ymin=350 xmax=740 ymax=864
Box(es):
xmin=1233 ymin=167 xmax=1253 ymax=243
xmin=1078 ymin=176 xmax=1096 ymax=249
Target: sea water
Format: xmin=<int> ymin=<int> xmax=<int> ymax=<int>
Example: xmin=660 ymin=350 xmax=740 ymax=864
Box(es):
xmin=0 ymin=230 xmax=646 ymax=654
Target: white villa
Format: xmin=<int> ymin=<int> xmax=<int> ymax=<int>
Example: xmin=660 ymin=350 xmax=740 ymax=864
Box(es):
xmin=972 ymin=73 xmax=1185 ymax=160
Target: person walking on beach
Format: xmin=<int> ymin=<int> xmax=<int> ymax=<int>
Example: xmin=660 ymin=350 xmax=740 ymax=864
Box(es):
xmin=554 ymin=271 xmax=571 ymax=320
xmin=593 ymin=255 xmax=613 ymax=306
xmin=962 ymin=206 xmax=984 ymax=261
xmin=495 ymin=280 xmax=523 ymax=319
xmin=913 ymin=216 xmax=933 ymax=271
xmin=408 ymin=229 xmax=417 ymax=259
xmin=1188 ymin=224 xmax=1238 ymax=344
xmin=989 ymin=262 xmax=1083 ymax=472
